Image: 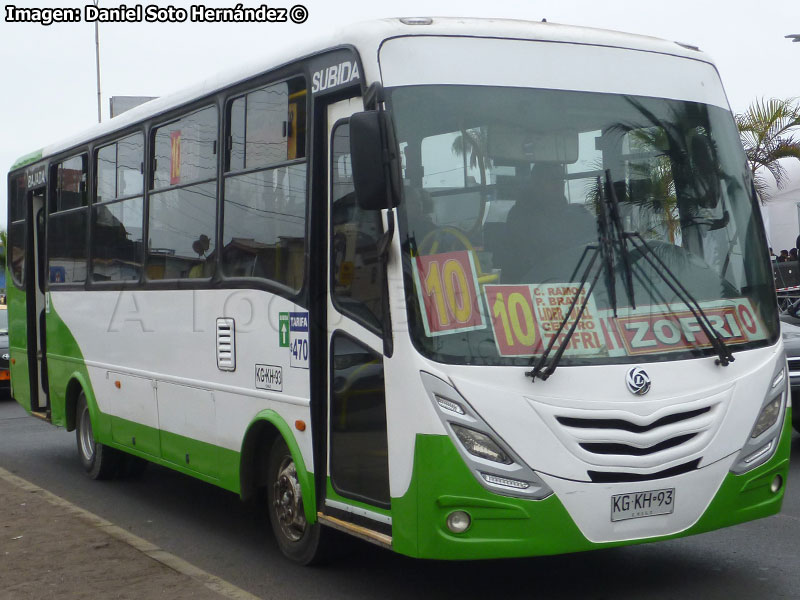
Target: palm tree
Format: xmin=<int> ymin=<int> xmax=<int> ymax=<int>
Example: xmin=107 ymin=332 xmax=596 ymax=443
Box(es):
xmin=451 ymin=128 xmax=490 ymax=186
xmin=735 ymin=97 xmax=800 ymax=200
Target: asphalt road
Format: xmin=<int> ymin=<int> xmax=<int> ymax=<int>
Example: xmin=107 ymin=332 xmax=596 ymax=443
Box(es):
xmin=1 ymin=396 xmax=798 ymax=600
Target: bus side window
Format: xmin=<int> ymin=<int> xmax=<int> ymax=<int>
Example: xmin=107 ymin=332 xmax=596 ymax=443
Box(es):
xmin=8 ymin=174 xmax=26 ymax=287
xmin=330 ymin=122 xmax=385 ymax=332
xmin=92 ymin=133 xmax=145 ymax=282
xmin=221 ymin=77 xmax=307 ymax=289
xmin=148 ymin=106 xmax=218 ymax=280
xmin=49 ymin=155 xmax=89 ymax=285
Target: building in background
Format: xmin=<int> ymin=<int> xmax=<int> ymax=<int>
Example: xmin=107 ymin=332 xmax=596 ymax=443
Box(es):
xmin=759 ymin=159 xmax=800 ymax=251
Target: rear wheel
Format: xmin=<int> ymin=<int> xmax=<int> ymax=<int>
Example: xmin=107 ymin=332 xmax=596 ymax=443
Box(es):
xmin=76 ymin=392 xmax=119 ymax=480
xmin=267 ymin=436 xmax=325 ymax=565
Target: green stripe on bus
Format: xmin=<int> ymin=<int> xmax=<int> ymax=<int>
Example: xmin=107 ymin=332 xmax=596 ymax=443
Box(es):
xmin=10 ymin=149 xmax=44 ymax=171
xmin=391 ymin=414 xmax=791 ymax=559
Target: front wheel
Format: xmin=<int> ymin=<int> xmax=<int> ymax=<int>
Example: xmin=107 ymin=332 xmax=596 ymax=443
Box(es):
xmin=76 ymin=392 xmax=119 ymax=480
xmin=266 ymin=436 xmax=325 ymax=565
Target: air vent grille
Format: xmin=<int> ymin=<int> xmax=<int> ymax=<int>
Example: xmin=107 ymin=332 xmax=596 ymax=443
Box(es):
xmin=216 ymin=318 xmax=236 ymax=371
xmin=787 ymin=357 xmax=800 ymax=374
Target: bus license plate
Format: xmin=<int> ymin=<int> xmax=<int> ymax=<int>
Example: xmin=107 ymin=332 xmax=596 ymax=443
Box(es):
xmin=611 ymin=488 xmax=675 ymax=522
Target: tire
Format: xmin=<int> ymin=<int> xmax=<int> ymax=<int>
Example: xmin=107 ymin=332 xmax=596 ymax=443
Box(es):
xmin=267 ymin=436 xmax=326 ymax=565
xmin=76 ymin=392 xmax=119 ymax=480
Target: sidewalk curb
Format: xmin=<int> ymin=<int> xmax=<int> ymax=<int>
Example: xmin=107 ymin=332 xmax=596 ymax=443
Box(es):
xmin=0 ymin=466 xmax=263 ymax=600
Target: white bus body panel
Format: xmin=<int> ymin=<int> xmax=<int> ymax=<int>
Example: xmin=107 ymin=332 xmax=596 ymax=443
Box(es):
xmin=379 ymin=36 xmax=729 ymax=109
xmin=50 ymin=290 xmax=314 ymax=470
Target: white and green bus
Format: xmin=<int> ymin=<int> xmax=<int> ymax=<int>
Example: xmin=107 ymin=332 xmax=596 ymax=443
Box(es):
xmin=6 ymin=18 xmax=791 ymax=564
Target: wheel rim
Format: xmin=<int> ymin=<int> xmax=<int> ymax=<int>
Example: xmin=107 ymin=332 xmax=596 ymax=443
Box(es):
xmin=273 ymin=455 xmax=306 ymax=542
xmin=79 ymin=406 xmax=95 ymax=462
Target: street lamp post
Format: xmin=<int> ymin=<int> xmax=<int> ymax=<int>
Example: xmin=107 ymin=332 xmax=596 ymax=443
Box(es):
xmin=94 ymin=0 xmax=101 ymax=122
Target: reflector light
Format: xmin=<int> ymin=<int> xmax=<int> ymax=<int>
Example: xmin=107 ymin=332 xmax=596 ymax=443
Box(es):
xmin=435 ymin=395 xmax=465 ymax=415
xmin=771 ymin=369 xmax=786 ymax=389
xmin=481 ymin=473 xmax=530 ymax=489
xmin=744 ymin=440 xmax=774 ymax=464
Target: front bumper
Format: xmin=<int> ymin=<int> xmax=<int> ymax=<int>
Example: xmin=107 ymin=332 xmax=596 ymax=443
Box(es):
xmin=392 ymin=408 xmax=792 ymax=560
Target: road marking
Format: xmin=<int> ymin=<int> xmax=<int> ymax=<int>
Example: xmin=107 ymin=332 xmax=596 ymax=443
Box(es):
xmin=0 ymin=466 xmax=263 ymax=600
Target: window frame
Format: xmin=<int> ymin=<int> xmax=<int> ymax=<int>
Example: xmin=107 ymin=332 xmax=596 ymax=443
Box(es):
xmin=328 ymin=118 xmax=388 ymax=337
xmin=146 ymin=104 xmax=220 ymax=284
xmin=7 ymin=172 xmax=28 ymax=289
xmin=47 ymin=152 xmax=90 ymax=287
xmin=219 ymin=74 xmax=310 ymax=293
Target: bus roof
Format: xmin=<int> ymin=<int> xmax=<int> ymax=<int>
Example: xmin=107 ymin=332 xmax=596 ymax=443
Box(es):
xmin=10 ymin=16 xmax=711 ymax=172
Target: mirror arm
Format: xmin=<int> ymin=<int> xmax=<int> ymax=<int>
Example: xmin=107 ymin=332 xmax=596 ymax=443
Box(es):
xmin=364 ymin=82 xmax=384 ymax=111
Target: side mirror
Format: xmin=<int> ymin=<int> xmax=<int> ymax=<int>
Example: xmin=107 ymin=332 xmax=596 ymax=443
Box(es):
xmin=349 ymin=110 xmax=400 ymax=211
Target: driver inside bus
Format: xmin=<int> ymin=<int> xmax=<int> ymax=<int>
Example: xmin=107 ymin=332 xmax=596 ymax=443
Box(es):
xmin=496 ymin=163 xmax=596 ymax=282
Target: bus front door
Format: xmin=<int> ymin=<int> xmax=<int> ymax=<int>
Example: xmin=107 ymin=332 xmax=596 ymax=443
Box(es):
xmin=324 ymin=99 xmax=391 ymax=520
xmin=25 ymin=188 xmax=49 ymax=415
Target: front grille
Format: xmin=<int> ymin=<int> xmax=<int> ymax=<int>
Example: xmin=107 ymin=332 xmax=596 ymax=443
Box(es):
xmin=588 ymin=459 xmax=701 ymax=483
xmin=787 ymin=357 xmax=800 ymax=374
xmin=528 ymin=389 xmax=730 ymax=477
xmin=557 ymin=407 xmax=710 ymax=434
xmin=580 ymin=433 xmax=696 ymax=456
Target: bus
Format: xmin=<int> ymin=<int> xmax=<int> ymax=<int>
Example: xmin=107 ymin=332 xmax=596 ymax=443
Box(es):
xmin=6 ymin=17 xmax=791 ymax=564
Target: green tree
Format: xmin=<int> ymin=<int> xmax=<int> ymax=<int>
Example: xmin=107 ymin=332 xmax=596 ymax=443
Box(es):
xmin=735 ymin=97 xmax=800 ymax=200
xmin=0 ymin=229 xmax=5 ymax=271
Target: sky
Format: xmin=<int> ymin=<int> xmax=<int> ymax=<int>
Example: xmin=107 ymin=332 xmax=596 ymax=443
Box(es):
xmin=1 ymin=0 xmax=798 ymax=227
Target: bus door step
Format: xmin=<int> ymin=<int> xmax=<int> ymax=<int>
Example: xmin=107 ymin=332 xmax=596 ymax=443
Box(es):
xmin=317 ymin=512 xmax=392 ymax=549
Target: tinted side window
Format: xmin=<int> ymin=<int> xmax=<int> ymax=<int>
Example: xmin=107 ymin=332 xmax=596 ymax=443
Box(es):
xmin=330 ymin=123 xmax=384 ymax=330
xmin=148 ymin=182 xmax=216 ymax=279
xmin=222 ymin=165 xmax=306 ymax=288
xmin=329 ymin=333 xmax=389 ymax=507
xmin=153 ymin=106 xmax=218 ymax=188
xmin=92 ymin=199 xmax=144 ymax=282
xmin=226 ymin=78 xmax=306 ymax=172
xmin=8 ymin=174 xmax=26 ymax=286
xmin=49 ymin=154 xmax=88 ymax=284
xmin=9 ymin=173 xmax=26 ymax=222
xmin=55 ymin=155 xmax=88 ymax=211
xmin=222 ymin=77 xmax=307 ymax=290
xmin=93 ymin=134 xmax=145 ymax=282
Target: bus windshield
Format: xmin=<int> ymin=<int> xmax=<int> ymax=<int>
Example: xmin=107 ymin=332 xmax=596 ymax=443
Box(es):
xmin=390 ymin=85 xmax=778 ymax=366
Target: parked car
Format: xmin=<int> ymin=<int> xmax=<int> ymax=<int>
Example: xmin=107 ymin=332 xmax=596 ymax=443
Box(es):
xmin=778 ymin=302 xmax=800 ymax=432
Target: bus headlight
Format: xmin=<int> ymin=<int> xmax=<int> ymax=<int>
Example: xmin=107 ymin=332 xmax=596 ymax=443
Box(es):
xmin=420 ymin=371 xmax=553 ymax=500
xmin=731 ymin=363 xmax=787 ymax=474
xmin=451 ymin=425 xmax=512 ymax=464
xmin=750 ymin=396 xmax=782 ymax=439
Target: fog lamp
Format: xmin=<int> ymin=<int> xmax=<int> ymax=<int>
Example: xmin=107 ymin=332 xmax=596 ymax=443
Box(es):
xmin=446 ymin=511 xmax=471 ymax=534
xmin=771 ymin=475 xmax=783 ymax=494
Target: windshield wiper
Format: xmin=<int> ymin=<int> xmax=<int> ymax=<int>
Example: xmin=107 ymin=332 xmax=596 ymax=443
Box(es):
xmin=596 ymin=176 xmax=618 ymax=316
xmin=605 ymin=170 xmax=636 ymax=313
xmin=527 ymin=245 xmax=603 ymax=381
xmin=604 ymin=170 xmax=732 ymax=365
xmin=527 ymin=171 xmax=733 ymax=381
xmin=625 ymin=231 xmax=734 ymax=366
